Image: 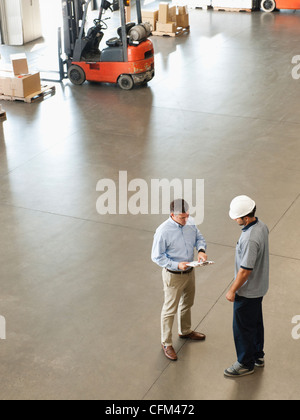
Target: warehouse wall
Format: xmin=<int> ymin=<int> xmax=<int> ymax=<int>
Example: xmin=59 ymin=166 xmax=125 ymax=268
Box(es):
xmin=0 ymin=0 xmax=42 ymax=45
xmin=21 ymin=0 xmax=42 ymax=44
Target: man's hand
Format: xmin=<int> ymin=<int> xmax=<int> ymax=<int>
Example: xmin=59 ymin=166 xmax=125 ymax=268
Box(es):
xmin=226 ymin=268 xmax=252 ymax=303
xmin=226 ymin=290 xmax=236 ymax=302
xmin=198 ymin=252 xmax=208 ymax=263
xmin=178 ymin=262 xmax=189 ymax=271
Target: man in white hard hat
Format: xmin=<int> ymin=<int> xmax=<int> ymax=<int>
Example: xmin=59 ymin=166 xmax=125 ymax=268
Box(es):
xmin=224 ymin=195 xmax=269 ymax=377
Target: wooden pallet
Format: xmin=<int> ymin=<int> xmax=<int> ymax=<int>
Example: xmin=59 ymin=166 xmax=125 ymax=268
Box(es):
xmin=213 ymin=7 xmax=253 ymax=12
xmin=0 ymin=84 xmax=56 ymax=104
xmin=152 ymin=25 xmax=190 ymax=37
xmin=191 ymin=5 xmax=213 ymax=10
xmin=0 ymin=111 xmax=7 ymax=122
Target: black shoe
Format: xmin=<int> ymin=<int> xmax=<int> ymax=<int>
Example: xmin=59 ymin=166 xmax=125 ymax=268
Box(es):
xmin=255 ymin=358 xmax=265 ymax=367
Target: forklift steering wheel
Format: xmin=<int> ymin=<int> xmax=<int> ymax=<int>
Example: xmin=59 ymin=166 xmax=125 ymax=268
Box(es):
xmin=94 ymin=17 xmax=109 ymax=29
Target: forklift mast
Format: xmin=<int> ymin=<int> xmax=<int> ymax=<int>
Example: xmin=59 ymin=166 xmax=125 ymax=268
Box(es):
xmin=62 ymin=0 xmax=85 ymax=59
xmin=61 ymin=0 xmax=143 ymax=64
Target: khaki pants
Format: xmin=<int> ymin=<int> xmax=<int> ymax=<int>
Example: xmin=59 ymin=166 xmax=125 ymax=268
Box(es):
xmin=161 ymin=268 xmax=196 ymax=347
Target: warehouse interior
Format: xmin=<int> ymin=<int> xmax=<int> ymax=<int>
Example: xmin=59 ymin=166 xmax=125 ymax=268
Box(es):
xmin=0 ymin=0 xmax=300 ymax=400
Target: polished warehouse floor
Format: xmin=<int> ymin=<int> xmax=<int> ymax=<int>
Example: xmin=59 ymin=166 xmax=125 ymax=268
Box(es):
xmin=0 ymin=5 xmax=300 ymax=400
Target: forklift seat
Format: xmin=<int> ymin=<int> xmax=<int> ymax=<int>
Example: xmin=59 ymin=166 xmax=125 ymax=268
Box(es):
xmin=106 ymin=22 xmax=136 ymax=47
xmin=106 ymin=37 xmax=122 ymax=47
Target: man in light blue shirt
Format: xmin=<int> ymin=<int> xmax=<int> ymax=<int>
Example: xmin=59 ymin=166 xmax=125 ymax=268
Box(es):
xmin=151 ymin=199 xmax=208 ymax=361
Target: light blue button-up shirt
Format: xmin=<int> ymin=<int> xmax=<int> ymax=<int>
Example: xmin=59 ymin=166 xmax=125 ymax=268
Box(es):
xmin=151 ymin=217 xmax=207 ymax=271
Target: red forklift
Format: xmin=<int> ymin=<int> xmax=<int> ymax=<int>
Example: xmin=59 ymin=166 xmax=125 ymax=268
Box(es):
xmin=61 ymin=0 xmax=155 ymax=89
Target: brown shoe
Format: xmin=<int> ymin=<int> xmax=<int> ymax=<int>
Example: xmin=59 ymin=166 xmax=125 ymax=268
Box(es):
xmin=179 ymin=331 xmax=206 ymax=341
xmin=162 ymin=345 xmax=178 ymax=361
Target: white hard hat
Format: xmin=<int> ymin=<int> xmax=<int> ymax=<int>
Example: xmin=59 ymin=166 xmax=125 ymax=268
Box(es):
xmin=229 ymin=195 xmax=256 ymax=219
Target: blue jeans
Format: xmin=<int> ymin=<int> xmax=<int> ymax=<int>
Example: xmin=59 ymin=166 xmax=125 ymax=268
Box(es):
xmin=233 ymin=295 xmax=265 ymax=369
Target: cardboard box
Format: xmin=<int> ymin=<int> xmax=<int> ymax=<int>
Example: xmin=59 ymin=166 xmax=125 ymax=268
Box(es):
xmin=177 ymin=5 xmax=188 ymax=14
xmin=159 ymin=3 xmax=169 ymax=23
xmin=0 ymin=55 xmax=41 ymax=98
xmin=156 ymin=22 xmax=177 ymax=33
xmin=142 ymin=10 xmax=159 ymax=19
xmin=169 ymin=6 xmax=177 ymax=21
xmin=0 ymin=72 xmax=41 ymax=98
xmin=11 ymin=54 xmax=29 ymax=76
xmin=15 ymin=73 xmax=41 ymax=98
xmin=143 ymin=18 xmax=156 ymax=31
xmin=142 ymin=10 xmax=159 ymax=31
xmin=176 ymin=13 xmax=189 ymax=27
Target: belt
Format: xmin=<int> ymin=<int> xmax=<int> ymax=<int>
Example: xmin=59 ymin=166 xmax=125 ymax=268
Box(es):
xmin=167 ymin=268 xmax=194 ymax=275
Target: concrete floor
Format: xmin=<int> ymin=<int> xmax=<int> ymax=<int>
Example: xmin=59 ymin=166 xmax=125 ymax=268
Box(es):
xmin=0 ymin=5 xmax=300 ymax=400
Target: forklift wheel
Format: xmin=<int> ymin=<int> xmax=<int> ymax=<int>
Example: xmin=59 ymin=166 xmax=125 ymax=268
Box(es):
xmin=261 ymin=0 xmax=276 ymax=12
xmin=68 ymin=65 xmax=86 ymax=85
xmin=118 ymin=74 xmax=134 ymax=90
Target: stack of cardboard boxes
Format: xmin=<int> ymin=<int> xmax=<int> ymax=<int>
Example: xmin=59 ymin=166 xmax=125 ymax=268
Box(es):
xmin=0 ymin=54 xmax=41 ymax=100
xmin=176 ymin=6 xmax=190 ymax=29
xmin=142 ymin=3 xmax=189 ymax=36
